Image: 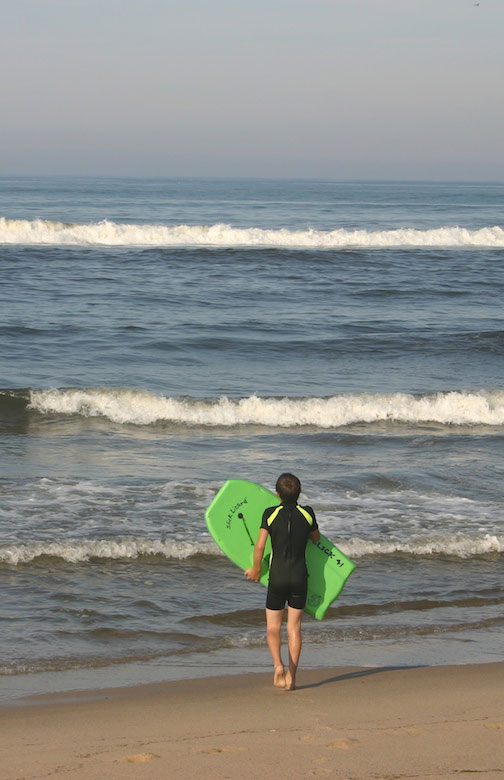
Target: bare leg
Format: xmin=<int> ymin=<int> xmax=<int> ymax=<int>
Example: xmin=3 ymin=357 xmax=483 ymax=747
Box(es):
xmin=265 ymin=608 xmax=285 ymax=687
xmin=285 ymin=606 xmax=303 ymax=690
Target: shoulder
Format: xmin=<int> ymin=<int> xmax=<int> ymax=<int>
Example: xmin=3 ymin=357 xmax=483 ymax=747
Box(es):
xmin=261 ymin=505 xmax=282 ymax=527
xmin=297 ymin=504 xmax=318 ymax=526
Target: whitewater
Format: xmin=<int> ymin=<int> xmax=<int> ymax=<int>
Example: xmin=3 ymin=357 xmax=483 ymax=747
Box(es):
xmin=1 ymin=533 xmax=502 ymax=566
xmin=26 ymin=387 xmax=504 ymax=427
xmin=2 ymin=217 xmax=504 ymax=248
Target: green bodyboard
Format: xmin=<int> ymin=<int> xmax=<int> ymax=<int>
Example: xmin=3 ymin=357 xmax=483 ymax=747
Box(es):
xmin=205 ymin=479 xmax=355 ymax=620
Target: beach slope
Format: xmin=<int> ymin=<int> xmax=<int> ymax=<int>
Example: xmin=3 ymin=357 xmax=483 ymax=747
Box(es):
xmin=2 ymin=663 xmax=503 ymax=780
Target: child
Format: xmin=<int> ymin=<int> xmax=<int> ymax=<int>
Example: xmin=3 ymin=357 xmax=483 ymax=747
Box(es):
xmin=245 ymin=473 xmax=320 ymax=690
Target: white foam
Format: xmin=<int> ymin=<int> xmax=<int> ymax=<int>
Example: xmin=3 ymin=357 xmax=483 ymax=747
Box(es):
xmin=1 ymin=533 xmax=502 ymax=565
xmin=28 ymin=388 xmax=504 ymax=427
xmin=342 ymin=534 xmax=504 ymax=559
xmin=1 ymin=218 xmax=504 ymax=248
xmin=316 ymin=489 xmax=502 ymax=540
xmin=0 ymin=538 xmax=220 ymax=565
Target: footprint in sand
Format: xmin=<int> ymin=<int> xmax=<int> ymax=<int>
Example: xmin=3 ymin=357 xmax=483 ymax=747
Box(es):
xmin=118 ymin=753 xmax=159 ymax=764
xmin=484 ymin=723 xmax=504 ymax=730
xmin=300 ymin=734 xmax=319 ymax=743
xmin=327 ymin=738 xmax=360 ymax=750
xmin=200 ymin=746 xmax=247 ymax=755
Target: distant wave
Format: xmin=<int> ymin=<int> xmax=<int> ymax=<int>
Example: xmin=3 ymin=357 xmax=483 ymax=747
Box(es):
xmin=21 ymin=387 xmax=504 ymax=427
xmin=2 ymin=534 xmax=502 ymax=565
xmin=1 ymin=218 xmax=504 ymax=248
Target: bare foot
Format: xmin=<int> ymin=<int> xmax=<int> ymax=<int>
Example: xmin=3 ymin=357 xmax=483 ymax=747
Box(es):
xmin=285 ymin=671 xmax=296 ymax=691
xmin=274 ymin=666 xmax=286 ymax=688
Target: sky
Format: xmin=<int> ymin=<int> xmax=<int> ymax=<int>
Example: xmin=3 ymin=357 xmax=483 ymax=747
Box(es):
xmin=1 ymin=0 xmax=503 ymax=180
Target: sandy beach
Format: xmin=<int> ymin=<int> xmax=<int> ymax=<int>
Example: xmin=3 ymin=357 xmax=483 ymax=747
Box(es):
xmin=2 ymin=663 xmax=503 ymax=780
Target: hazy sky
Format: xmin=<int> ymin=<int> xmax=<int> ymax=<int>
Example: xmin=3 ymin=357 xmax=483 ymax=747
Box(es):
xmin=1 ymin=0 xmax=503 ymax=179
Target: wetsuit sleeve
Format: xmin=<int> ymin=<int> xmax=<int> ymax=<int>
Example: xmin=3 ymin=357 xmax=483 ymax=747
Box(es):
xmin=305 ymin=506 xmax=318 ymax=531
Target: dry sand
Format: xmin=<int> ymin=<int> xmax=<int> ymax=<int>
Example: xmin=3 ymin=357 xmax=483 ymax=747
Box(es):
xmin=1 ymin=663 xmax=503 ymax=780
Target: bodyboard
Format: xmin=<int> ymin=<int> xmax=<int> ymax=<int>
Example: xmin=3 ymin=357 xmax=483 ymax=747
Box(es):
xmin=205 ymin=479 xmax=355 ymax=620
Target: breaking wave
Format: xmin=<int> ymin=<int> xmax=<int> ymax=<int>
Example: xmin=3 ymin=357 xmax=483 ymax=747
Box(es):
xmin=1 ymin=218 xmax=504 ymax=248
xmin=24 ymin=387 xmax=504 ymax=427
xmin=343 ymin=534 xmax=504 ymax=559
xmin=1 ymin=534 xmax=502 ymax=566
xmin=0 ymin=539 xmax=219 ymax=566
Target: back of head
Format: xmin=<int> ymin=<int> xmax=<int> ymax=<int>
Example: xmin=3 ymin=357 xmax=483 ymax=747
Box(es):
xmin=276 ymin=473 xmax=301 ymax=503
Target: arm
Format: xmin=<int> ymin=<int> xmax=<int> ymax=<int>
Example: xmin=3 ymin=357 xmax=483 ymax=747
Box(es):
xmin=306 ymin=505 xmax=320 ymax=544
xmin=244 ymin=527 xmax=269 ymax=582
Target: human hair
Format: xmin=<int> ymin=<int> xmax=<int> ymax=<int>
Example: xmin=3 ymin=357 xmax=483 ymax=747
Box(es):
xmin=275 ymin=473 xmax=301 ymax=503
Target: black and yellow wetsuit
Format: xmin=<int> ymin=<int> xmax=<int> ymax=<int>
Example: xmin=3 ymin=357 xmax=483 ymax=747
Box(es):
xmin=261 ymin=502 xmax=318 ymax=610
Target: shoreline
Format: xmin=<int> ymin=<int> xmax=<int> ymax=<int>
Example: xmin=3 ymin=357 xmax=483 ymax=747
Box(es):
xmin=2 ymin=662 xmax=503 ymax=779
xmin=2 ymin=663 xmax=416 ymax=711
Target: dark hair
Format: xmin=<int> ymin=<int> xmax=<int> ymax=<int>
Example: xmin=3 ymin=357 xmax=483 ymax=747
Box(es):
xmin=275 ymin=473 xmax=301 ymax=503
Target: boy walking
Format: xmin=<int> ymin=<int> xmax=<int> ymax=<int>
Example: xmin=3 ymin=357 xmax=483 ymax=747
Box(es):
xmin=245 ymin=473 xmax=320 ymax=690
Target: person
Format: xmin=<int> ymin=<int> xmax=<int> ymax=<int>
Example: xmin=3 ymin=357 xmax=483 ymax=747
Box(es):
xmin=244 ymin=473 xmax=320 ymax=691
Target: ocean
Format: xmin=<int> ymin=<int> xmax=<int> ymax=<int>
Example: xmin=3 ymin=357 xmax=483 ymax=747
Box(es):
xmin=1 ymin=177 xmax=503 ymax=702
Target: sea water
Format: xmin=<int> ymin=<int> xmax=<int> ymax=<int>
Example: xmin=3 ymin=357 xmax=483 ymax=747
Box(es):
xmin=0 ymin=177 xmax=503 ymax=701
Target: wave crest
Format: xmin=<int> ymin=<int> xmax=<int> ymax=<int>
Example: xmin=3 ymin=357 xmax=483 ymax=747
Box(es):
xmin=27 ymin=388 xmax=504 ymax=427
xmin=1 ymin=534 xmax=502 ymax=566
xmin=0 ymin=539 xmax=219 ymax=566
xmin=1 ymin=218 xmax=504 ymax=248
xmin=344 ymin=534 xmax=503 ymax=559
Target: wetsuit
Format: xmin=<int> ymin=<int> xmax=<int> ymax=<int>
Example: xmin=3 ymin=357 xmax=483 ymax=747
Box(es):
xmin=261 ymin=502 xmax=318 ymax=610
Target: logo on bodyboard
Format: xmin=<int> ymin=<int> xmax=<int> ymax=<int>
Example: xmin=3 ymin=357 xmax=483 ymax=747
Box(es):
xmin=226 ymin=498 xmax=248 ymax=529
xmin=315 ymin=541 xmax=345 ymax=568
xmin=226 ymin=498 xmax=255 ymax=546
